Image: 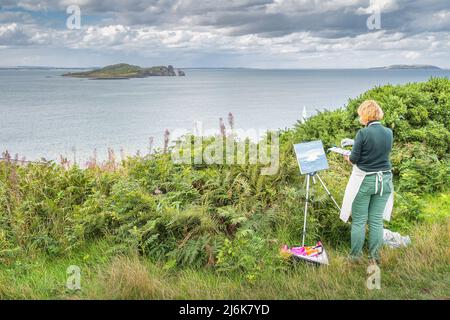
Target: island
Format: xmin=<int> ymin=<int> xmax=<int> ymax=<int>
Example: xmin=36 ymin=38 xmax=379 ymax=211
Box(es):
xmin=62 ymin=63 xmax=186 ymax=79
xmin=370 ymin=64 xmax=442 ymax=70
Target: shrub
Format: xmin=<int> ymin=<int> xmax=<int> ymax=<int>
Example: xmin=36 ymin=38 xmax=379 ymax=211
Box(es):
xmin=0 ymin=78 xmax=449 ymax=269
xmin=215 ymin=230 xmax=282 ymax=283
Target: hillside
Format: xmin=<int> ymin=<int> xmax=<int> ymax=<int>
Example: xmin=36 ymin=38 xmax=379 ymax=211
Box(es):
xmin=0 ymin=78 xmax=449 ymax=299
xmin=62 ymin=63 xmax=186 ymax=79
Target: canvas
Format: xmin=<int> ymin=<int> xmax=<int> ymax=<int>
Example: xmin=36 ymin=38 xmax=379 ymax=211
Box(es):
xmin=294 ymin=140 xmax=329 ymax=174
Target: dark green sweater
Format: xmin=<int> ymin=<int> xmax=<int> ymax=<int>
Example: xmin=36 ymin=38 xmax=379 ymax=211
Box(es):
xmin=349 ymin=121 xmax=393 ymax=172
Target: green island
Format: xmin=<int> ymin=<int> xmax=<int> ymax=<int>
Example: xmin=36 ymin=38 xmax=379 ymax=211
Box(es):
xmin=62 ymin=63 xmax=186 ymax=79
xmin=370 ymin=64 xmax=443 ymax=70
xmin=0 ymin=78 xmax=449 ymax=299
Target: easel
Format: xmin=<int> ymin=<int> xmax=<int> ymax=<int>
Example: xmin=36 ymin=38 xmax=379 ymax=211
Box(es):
xmin=301 ymin=171 xmax=342 ymax=247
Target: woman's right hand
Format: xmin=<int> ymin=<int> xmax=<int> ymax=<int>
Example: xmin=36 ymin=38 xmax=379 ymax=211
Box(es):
xmin=343 ymin=155 xmax=352 ymax=165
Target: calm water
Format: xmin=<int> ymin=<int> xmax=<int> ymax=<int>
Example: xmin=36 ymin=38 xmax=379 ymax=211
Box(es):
xmin=1 ymin=68 xmax=449 ymax=162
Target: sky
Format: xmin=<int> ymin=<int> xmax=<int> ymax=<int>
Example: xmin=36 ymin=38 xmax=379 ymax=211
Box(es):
xmin=0 ymin=0 xmax=449 ymax=68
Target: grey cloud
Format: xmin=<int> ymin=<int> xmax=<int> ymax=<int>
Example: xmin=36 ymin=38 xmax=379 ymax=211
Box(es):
xmin=0 ymin=10 xmax=34 ymax=23
xmin=0 ymin=0 xmax=449 ymax=69
xmin=2 ymin=0 xmax=449 ymax=38
xmin=0 ymin=23 xmax=30 ymax=45
xmin=89 ymin=0 xmax=450 ymax=40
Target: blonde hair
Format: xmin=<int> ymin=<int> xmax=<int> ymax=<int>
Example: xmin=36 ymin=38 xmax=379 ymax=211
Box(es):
xmin=357 ymin=100 xmax=384 ymax=124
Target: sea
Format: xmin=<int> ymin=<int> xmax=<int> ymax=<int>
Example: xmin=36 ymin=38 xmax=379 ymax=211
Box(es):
xmin=1 ymin=68 xmax=449 ymax=163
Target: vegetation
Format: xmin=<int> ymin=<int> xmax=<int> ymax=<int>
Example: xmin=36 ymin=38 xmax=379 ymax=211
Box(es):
xmin=370 ymin=65 xmax=442 ymax=70
xmin=62 ymin=63 xmax=185 ymax=79
xmin=0 ymin=78 xmax=449 ymax=299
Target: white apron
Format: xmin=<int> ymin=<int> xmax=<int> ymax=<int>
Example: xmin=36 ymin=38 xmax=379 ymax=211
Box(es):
xmin=340 ymin=165 xmax=394 ymax=223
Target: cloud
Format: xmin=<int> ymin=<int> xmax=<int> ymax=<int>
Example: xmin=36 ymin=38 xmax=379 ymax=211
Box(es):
xmin=402 ymin=51 xmax=421 ymax=60
xmin=2 ymin=0 xmax=449 ymax=37
xmin=0 ymin=23 xmax=30 ymax=45
xmin=0 ymin=10 xmax=34 ymax=23
xmin=0 ymin=0 xmax=61 ymax=11
xmin=355 ymin=0 xmax=400 ymax=15
xmin=0 ymin=0 xmax=449 ymax=67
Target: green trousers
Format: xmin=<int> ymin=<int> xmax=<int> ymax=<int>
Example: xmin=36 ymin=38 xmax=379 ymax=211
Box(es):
xmin=350 ymin=172 xmax=392 ymax=261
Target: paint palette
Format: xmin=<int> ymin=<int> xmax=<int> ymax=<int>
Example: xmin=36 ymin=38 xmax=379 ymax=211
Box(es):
xmin=280 ymin=241 xmax=329 ymax=265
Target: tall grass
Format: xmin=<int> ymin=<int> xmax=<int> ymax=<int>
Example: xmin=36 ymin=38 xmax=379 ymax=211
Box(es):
xmin=0 ymin=221 xmax=448 ymax=299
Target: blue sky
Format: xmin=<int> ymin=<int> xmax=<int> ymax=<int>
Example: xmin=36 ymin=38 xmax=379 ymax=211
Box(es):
xmin=0 ymin=0 xmax=449 ymax=68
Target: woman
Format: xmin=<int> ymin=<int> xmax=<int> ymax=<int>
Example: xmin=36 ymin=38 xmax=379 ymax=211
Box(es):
xmin=341 ymin=100 xmax=394 ymax=265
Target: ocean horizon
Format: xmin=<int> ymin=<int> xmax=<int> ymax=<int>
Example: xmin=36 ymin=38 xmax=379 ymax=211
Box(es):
xmin=1 ymin=67 xmax=449 ymax=163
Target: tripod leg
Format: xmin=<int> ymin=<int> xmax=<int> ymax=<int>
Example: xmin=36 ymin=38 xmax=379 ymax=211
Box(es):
xmin=302 ymin=174 xmax=310 ymax=247
xmin=316 ymin=173 xmax=341 ymax=211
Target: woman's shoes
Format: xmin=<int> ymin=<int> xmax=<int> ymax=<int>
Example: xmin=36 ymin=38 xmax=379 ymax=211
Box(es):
xmin=346 ymin=256 xmax=381 ymax=267
xmin=346 ymin=255 xmax=364 ymax=266
xmin=368 ymin=258 xmax=381 ymax=266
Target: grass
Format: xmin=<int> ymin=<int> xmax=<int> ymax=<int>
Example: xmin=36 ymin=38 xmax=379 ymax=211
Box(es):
xmin=1 ymin=220 xmax=448 ymax=300
xmin=419 ymin=192 xmax=450 ymax=222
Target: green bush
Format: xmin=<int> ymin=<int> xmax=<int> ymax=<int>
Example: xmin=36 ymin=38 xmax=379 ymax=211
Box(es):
xmin=0 ymin=78 xmax=449 ymax=270
xmin=216 ymin=230 xmax=283 ymax=283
